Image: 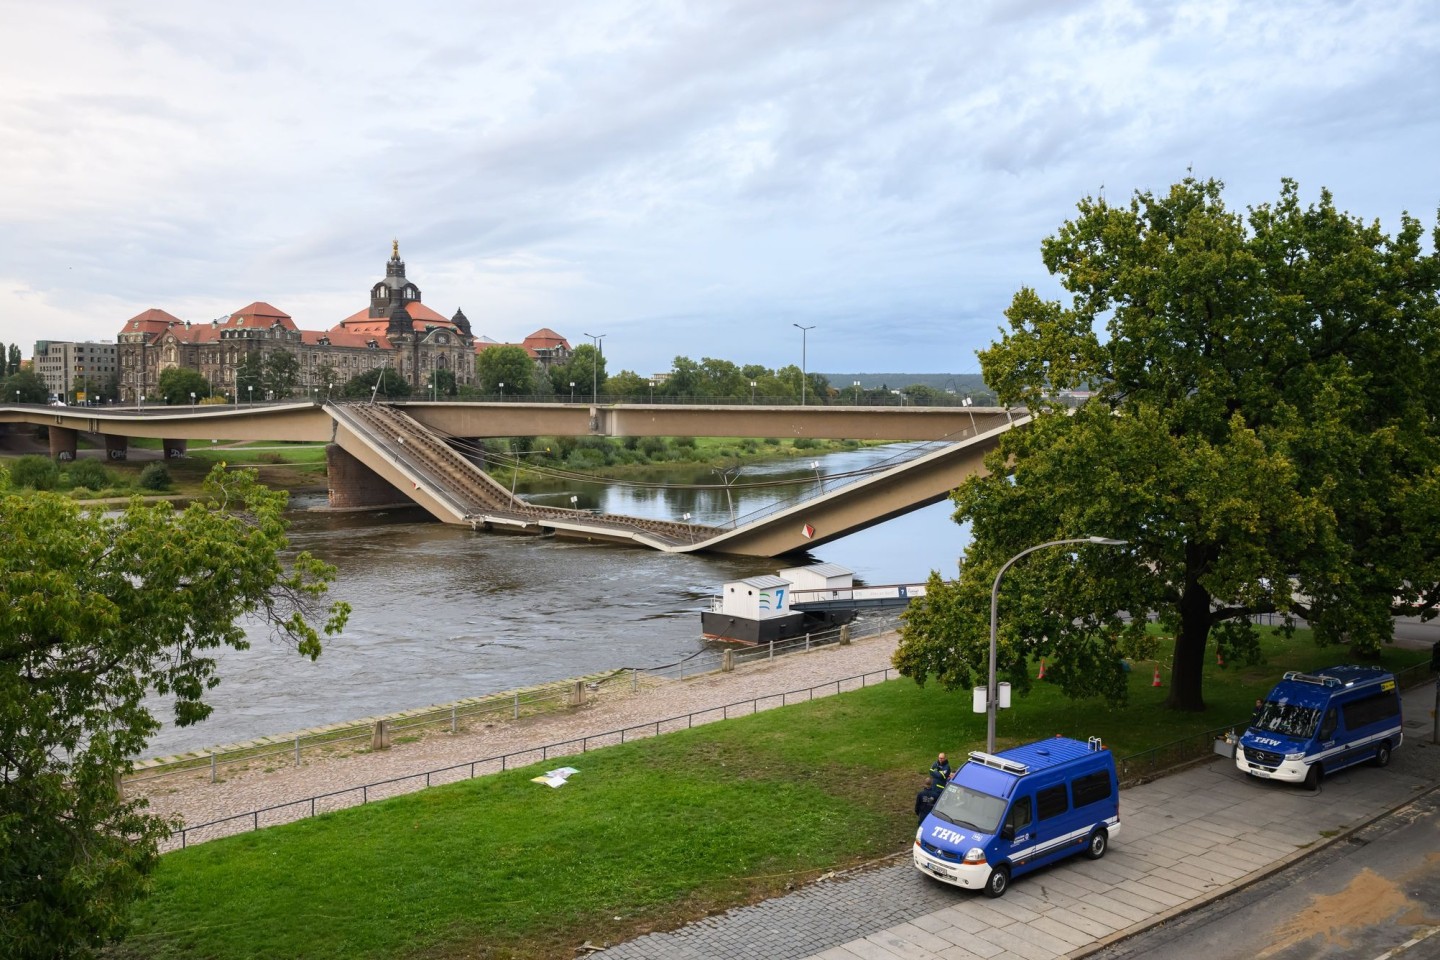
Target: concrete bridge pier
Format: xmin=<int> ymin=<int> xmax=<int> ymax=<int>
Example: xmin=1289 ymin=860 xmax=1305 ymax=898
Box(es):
xmin=326 ymin=444 xmax=406 ymax=509
xmin=105 ymin=435 xmax=129 ymax=461
xmin=49 ymin=426 xmax=77 ymax=462
xmin=163 ymin=439 xmax=188 ymax=459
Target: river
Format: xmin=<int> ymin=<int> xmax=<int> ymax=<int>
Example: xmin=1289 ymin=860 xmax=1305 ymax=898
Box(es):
xmin=145 ymin=443 xmax=971 ymax=756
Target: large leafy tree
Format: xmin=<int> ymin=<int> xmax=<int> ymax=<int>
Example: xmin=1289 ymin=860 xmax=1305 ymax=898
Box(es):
xmin=0 ymin=466 xmax=349 ymax=958
xmin=340 ymin=367 xmax=410 ymax=400
xmin=262 ymin=349 xmax=301 ymax=399
xmin=476 ymin=345 xmax=535 ymax=395
xmin=896 ymin=177 xmax=1440 ymax=713
xmin=555 ymin=344 xmax=606 ymax=401
xmin=2 ymin=370 xmax=49 ymax=403
xmin=155 ymin=367 xmax=211 ymax=406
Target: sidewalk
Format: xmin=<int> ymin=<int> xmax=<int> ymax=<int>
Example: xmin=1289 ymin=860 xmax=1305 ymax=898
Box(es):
xmin=597 ymin=680 xmax=1440 ymax=960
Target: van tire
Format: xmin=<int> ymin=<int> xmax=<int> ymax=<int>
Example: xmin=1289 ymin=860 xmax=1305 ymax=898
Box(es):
xmin=1373 ymin=743 xmax=1391 ymax=768
xmin=983 ymin=864 xmax=1010 ymax=898
xmin=1084 ymin=828 xmax=1109 ymax=860
xmin=1304 ymin=763 xmax=1323 ymax=790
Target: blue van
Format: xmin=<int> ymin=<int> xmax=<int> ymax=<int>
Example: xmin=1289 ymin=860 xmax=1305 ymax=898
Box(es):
xmin=912 ymin=736 xmax=1120 ymax=898
xmin=1236 ymin=665 xmax=1402 ymax=788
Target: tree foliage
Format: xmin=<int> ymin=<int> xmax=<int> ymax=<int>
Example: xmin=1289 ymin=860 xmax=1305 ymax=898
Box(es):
xmin=475 ymin=345 xmax=535 ymax=395
xmin=0 ymin=466 xmax=348 ymax=958
xmin=262 ymin=349 xmax=301 ymax=399
xmin=895 ymin=177 xmax=1440 ymax=713
xmin=340 ymin=367 xmax=410 ymax=400
xmin=2 ymin=370 xmax=49 ymax=404
xmin=155 ymin=367 xmax=211 ymax=406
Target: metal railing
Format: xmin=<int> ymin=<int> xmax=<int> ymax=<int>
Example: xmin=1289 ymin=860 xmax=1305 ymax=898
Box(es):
xmin=162 ymin=660 xmax=900 ymax=851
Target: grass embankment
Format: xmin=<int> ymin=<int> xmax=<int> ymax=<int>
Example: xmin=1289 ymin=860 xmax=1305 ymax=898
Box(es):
xmin=114 ymin=630 xmax=1429 ymax=960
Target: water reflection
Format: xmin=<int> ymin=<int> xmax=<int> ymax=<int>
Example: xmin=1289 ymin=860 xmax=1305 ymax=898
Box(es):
xmin=144 ymin=444 xmax=969 ymax=756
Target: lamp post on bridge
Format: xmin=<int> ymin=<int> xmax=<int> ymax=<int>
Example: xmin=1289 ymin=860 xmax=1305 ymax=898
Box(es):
xmin=583 ymin=332 xmax=606 ymax=403
xmin=792 ymin=323 xmax=815 ymax=405
xmin=984 ymin=536 xmax=1128 ymax=753
xmin=570 ymin=381 xmax=575 ymax=403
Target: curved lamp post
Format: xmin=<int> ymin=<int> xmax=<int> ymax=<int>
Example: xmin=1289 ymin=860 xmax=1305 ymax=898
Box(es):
xmin=583 ymin=332 xmax=606 ymax=403
xmin=792 ymin=323 xmax=815 ymax=405
xmin=985 ymin=536 xmax=1127 ymax=752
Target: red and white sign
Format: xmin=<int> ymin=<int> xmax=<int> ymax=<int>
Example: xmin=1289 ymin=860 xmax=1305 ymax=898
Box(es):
xmin=801 ymin=523 xmax=815 ymax=539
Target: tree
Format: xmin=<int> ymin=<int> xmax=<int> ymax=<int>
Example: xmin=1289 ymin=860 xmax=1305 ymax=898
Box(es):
xmin=262 ymin=349 xmax=301 ymax=399
xmin=7 ymin=344 xmax=19 ymax=376
xmin=1 ymin=370 xmax=49 ymax=403
xmin=156 ymin=367 xmax=211 ymax=406
xmin=0 ymin=466 xmax=348 ymax=958
xmin=475 ymin=345 xmax=534 ymax=395
xmin=559 ymin=344 xmax=606 ymax=401
xmin=315 ymin=363 xmax=339 ymax=398
xmin=340 ymin=367 xmax=410 ymax=400
xmin=234 ymin=353 xmax=264 ymax=402
xmin=895 ymin=177 xmax=1440 ymax=713
xmin=605 ymin=369 xmax=651 ymax=401
xmin=426 ymin=368 xmax=457 ymax=399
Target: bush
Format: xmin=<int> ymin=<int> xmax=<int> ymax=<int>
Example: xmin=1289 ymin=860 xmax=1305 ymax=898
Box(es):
xmin=139 ymin=463 xmax=171 ymax=491
xmin=67 ymin=459 xmax=112 ymax=491
xmin=12 ymin=456 xmax=60 ymax=490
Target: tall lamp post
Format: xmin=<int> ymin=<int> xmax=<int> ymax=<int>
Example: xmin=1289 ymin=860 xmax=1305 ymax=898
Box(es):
xmin=583 ymin=332 xmax=606 ymax=403
xmin=792 ymin=323 xmax=815 ymax=405
xmin=985 ymin=536 xmax=1128 ymax=753
xmin=569 ymin=381 xmax=575 ymax=403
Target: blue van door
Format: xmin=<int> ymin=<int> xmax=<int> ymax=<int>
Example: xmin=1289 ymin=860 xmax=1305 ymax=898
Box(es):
xmin=1025 ymin=782 xmax=1076 ymax=872
xmin=999 ymin=795 xmax=1036 ymax=869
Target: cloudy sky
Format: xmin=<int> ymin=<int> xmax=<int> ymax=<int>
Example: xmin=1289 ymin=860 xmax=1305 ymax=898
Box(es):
xmin=2 ymin=0 xmax=1436 ymax=379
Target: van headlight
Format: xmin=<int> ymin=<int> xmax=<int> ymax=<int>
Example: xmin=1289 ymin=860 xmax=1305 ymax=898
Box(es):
xmin=915 ymin=827 xmax=923 ymax=846
xmin=1285 ymin=751 xmax=1306 ymax=762
xmin=963 ymin=847 xmax=987 ymax=865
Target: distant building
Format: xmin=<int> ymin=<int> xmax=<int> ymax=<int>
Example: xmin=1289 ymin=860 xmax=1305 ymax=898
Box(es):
xmin=116 ymin=243 xmax=485 ymax=401
xmin=33 ymin=339 xmax=118 ymax=401
xmin=474 ymin=327 xmax=573 ymax=369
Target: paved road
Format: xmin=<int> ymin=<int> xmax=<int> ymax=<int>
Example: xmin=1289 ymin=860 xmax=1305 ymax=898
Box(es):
xmin=1091 ymin=791 xmax=1440 ymax=960
xmin=596 ymin=680 xmax=1440 ymax=960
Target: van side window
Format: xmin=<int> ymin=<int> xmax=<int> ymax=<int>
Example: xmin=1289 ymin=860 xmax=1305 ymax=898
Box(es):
xmin=1071 ymin=770 xmax=1113 ymax=808
xmin=1319 ymin=706 xmax=1338 ymax=741
xmin=1342 ymin=690 xmax=1400 ymax=729
xmin=1006 ymin=796 xmax=1033 ymax=834
xmin=1036 ymin=784 xmax=1069 ymax=820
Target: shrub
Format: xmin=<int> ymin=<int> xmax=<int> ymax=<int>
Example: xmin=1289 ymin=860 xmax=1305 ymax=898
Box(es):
xmin=12 ymin=456 xmax=60 ymax=490
xmin=638 ymin=437 xmax=667 ymax=459
xmin=139 ymin=463 xmax=171 ymax=491
xmin=67 ymin=459 xmax=112 ymax=491
xmin=792 ymin=437 xmax=817 ymax=449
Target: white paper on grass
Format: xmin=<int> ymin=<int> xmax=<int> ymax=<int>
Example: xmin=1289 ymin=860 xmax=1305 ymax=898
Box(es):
xmin=531 ymin=767 xmax=580 ymax=788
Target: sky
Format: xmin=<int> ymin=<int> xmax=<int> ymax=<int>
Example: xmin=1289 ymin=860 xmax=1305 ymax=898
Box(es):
xmin=2 ymin=0 xmax=1437 ymax=380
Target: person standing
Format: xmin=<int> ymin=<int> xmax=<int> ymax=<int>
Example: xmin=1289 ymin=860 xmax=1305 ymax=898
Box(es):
xmin=929 ymin=752 xmax=951 ymax=784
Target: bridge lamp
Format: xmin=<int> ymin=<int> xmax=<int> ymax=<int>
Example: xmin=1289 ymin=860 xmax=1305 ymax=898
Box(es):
xmin=853 ymin=380 xmax=861 ymax=404
xmin=498 ymin=381 xmax=504 ymax=399
xmin=570 ymin=381 xmax=575 ymax=403
xmin=750 ymin=380 xmax=756 ymax=403
xmin=983 ymin=536 xmax=1127 ymax=753
xmin=140 ymin=394 xmax=145 ymax=412
xmin=189 ymin=391 xmax=196 ymax=410
xmin=583 ymin=332 xmax=606 ymax=403
xmin=248 ymin=385 xmax=253 ymax=406
xmin=792 ymin=323 xmax=815 ymax=405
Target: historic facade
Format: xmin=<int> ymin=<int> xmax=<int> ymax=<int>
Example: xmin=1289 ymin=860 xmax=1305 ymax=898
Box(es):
xmin=116 ymin=243 xmax=479 ymax=402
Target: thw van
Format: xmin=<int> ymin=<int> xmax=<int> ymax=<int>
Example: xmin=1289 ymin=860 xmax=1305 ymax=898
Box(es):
xmin=1236 ymin=665 xmax=1402 ymax=788
xmin=912 ymin=736 xmax=1120 ymax=898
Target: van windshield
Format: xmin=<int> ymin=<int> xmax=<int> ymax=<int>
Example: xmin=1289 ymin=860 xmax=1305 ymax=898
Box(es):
xmin=931 ymin=782 xmax=1007 ymax=834
xmin=1253 ymin=701 xmax=1321 ymax=739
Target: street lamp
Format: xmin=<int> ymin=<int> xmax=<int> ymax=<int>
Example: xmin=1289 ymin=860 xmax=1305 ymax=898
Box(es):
xmin=792 ymin=323 xmax=815 ymax=405
xmin=498 ymin=381 xmax=504 ymax=400
xmin=247 ymin=385 xmax=253 ymax=406
xmin=750 ymin=380 xmax=757 ymax=403
xmin=140 ymin=394 xmax=146 ymax=412
xmin=984 ymin=536 xmax=1128 ymax=753
xmin=853 ymin=380 xmax=861 ymax=405
xmin=583 ymin=332 xmax=606 ymax=403
xmin=189 ymin=391 xmax=196 ymax=410
xmin=569 ymin=381 xmax=575 ymax=403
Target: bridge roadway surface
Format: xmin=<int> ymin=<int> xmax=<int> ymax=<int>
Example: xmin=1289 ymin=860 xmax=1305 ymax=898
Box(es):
xmin=1 ymin=400 xmax=1025 ymax=557
xmin=595 ymin=680 xmax=1440 ymax=960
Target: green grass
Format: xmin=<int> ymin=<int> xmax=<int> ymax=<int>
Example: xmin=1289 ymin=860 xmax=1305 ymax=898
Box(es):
xmin=115 ymin=629 xmax=1428 ymax=960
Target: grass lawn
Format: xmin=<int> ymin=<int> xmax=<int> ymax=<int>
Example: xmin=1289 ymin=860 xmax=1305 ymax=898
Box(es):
xmin=114 ymin=630 xmax=1429 ymax=960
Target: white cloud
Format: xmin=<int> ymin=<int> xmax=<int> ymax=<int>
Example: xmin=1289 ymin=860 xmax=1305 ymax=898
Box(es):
xmin=1 ymin=0 xmax=1436 ymax=375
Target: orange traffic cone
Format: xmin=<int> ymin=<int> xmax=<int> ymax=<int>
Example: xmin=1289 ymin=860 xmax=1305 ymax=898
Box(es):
xmin=1152 ymin=666 xmax=1163 ymax=687
xmin=1037 ymin=658 xmax=1047 ymax=680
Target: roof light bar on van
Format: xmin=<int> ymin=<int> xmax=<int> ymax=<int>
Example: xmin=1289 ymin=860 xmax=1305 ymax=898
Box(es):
xmin=1281 ymin=670 xmax=1341 ymax=688
xmin=967 ymin=751 xmax=1029 ymax=775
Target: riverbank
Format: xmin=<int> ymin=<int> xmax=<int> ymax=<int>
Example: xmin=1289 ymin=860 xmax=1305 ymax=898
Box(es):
xmin=131 ymin=630 xmax=901 ymax=846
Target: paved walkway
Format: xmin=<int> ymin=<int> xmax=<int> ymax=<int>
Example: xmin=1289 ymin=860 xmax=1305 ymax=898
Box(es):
xmin=597 ymin=680 xmax=1440 ymax=960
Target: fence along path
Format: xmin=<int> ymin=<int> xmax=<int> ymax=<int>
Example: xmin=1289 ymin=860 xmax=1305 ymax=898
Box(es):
xmin=135 ymin=621 xmax=904 ymax=851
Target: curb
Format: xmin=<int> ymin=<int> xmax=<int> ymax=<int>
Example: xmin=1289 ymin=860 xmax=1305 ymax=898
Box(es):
xmin=1066 ymin=758 xmax=1440 ymax=959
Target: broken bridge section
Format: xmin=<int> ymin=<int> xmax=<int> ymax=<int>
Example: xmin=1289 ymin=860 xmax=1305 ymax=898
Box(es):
xmin=327 ymin=403 xmax=723 ymax=549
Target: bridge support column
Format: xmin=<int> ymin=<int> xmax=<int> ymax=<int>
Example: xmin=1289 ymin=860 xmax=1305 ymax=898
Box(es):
xmin=104 ymin=435 xmax=129 ymax=461
xmin=49 ymin=427 xmax=78 ymax=462
xmin=162 ymin=439 xmax=188 ymax=459
xmin=326 ymin=444 xmax=405 ymax=509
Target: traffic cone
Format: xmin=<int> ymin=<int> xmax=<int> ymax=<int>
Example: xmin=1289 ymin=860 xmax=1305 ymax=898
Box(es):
xmin=1036 ymin=658 xmax=1047 ymax=680
xmin=1152 ymin=666 xmax=1163 ymax=687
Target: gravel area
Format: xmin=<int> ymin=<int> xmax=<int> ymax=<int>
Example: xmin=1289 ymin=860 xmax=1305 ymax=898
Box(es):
xmin=135 ymin=632 xmax=901 ymax=848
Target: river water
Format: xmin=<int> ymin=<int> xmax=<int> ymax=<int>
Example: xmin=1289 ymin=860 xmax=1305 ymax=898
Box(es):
xmin=146 ymin=444 xmax=971 ymax=756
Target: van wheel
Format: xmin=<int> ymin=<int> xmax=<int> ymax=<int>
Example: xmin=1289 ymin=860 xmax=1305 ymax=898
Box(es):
xmin=983 ymin=864 xmax=1010 ymax=898
xmin=1304 ymin=763 xmax=1323 ymax=790
xmin=1084 ymin=828 xmax=1109 ymax=860
xmin=1373 ymin=743 xmax=1391 ymax=768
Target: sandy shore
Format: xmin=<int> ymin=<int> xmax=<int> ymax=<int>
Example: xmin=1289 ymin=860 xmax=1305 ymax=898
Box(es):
xmin=136 ymin=632 xmax=902 ymax=847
